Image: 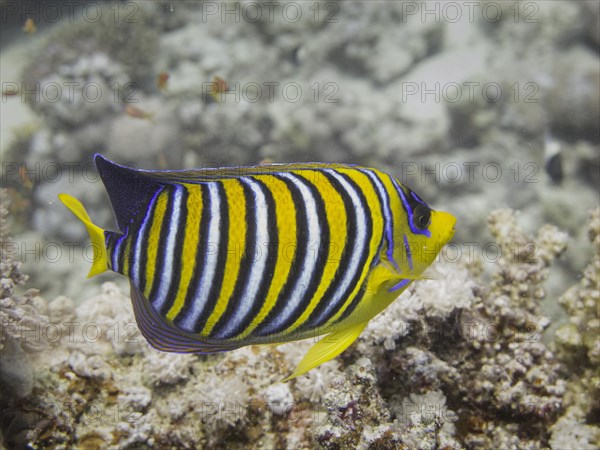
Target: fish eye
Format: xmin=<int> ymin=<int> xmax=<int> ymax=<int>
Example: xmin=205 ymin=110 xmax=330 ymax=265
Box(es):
xmin=413 ymin=204 xmax=431 ymax=230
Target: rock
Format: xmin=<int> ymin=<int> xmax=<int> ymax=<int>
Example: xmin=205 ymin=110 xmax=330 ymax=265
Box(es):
xmin=106 ymin=97 xmax=183 ymax=168
xmin=580 ymin=1 xmax=600 ymax=48
xmin=27 ymin=53 xmax=128 ymax=129
xmin=263 ymin=383 xmax=294 ymax=416
xmin=32 ymin=175 xmax=111 ymax=241
xmin=546 ymin=47 xmax=600 ymax=141
xmin=0 ymin=338 xmax=33 ymax=401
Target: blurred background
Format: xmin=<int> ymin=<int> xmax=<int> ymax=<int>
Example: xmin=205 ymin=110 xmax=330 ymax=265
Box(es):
xmin=1 ymin=2 xmax=599 ymax=449
xmin=1 ymin=0 xmax=598 ymax=329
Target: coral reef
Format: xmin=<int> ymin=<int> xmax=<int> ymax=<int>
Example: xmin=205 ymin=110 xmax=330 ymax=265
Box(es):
xmin=551 ymin=208 xmax=600 ymax=449
xmin=2 ymin=278 xmax=315 ymax=449
xmin=555 ymin=208 xmax=600 ymax=368
xmin=314 ymin=208 xmax=574 ymax=449
xmin=1 ymin=1 xmax=598 ymax=448
xmin=3 ymin=191 xmax=599 ymax=448
xmin=0 ymin=189 xmax=48 ymax=447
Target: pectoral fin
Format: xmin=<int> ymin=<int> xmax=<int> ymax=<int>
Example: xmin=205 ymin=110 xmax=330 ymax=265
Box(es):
xmin=282 ymin=322 xmax=367 ymax=382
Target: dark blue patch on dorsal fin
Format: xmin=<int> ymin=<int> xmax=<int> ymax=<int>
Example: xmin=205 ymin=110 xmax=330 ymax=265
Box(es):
xmin=95 ymin=154 xmax=164 ymax=231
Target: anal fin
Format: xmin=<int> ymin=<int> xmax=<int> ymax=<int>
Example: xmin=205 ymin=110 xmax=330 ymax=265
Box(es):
xmin=282 ymin=321 xmax=367 ymax=382
xmin=130 ymin=281 xmax=241 ymax=354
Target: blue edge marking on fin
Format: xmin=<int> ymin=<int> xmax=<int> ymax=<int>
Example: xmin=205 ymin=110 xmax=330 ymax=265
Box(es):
xmin=389 ymin=278 xmax=410 ymax=293
xmin=129 ymin=281 xmax=240 ymax=354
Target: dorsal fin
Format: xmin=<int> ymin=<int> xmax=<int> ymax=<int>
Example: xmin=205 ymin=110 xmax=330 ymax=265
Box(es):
xmin=95 ymin=155 xmax=359 ymax=230
xmin=126 ymin=162 xmax=359 ymax=184
xmin=95 ymin=154 xmax=164 ymax=231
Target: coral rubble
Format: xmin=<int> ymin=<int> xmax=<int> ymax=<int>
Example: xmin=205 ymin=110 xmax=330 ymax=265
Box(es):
xmin=551 ymin=208 xmax=600 ymax=450
xmin=2 ymin=190 xmax=599 ymax=448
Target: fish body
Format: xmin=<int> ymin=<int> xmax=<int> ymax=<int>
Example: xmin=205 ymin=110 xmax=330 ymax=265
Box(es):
xmin=2 ymin=87 xmax=19 ymax=97
xmin=157 ymin=72 xmax=169 ymax=91
xmin=60 ymin=155 xmax=455 ymax=380
xmin=124 ymin=104 xmax=154 ymax=121
xmin=209 ymin=76 xmax=228 ymax=102
xmin=18 ymin=164 xmax=34 ymax=190
xmin=22 ymin=18 xmax=36 ymax=34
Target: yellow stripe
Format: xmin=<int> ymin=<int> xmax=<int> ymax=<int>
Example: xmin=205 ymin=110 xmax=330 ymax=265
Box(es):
xmin=143 ymin=192 xmax=169 ymax=298
xmin=121 ymin=235 xmax=133 ymax=277
xmin=237 ymin=174 xmax=297 ymax=338
xmin=284 ymin=170 xmax=347 ymax=334
xmin=202 ymin=179 xmax=246 ymax=336
xmin=166 ymin=184 xmax=203 ymax=321
xmin=325 ymin=168 xmax=384 ymax=325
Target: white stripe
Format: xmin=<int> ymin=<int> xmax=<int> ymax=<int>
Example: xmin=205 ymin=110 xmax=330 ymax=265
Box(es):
xmin=151 ymin=186 xmax=184 ymax=312
xmin=269 ymin=172 xmax=321 ymax=330
xmin=112 ymin=235 xmax=122 ymax=273
xmin=312 ymin=169 xmax=367 ymax=324
xmin=179 ymin=183 xmax=221 ymax=332
xmin=213 ymin=177 xmax=269 ymax=338
xmin=362 ymin=169 xmax=391 ymax=229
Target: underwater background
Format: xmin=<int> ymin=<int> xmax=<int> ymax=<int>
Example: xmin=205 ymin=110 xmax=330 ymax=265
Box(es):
xmin=0 ymin=1 xmax=598 ymax=448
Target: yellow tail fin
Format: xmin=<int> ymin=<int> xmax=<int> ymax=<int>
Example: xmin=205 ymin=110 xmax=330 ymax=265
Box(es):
xmin=58 ymin=193 xmax=108 ymax=278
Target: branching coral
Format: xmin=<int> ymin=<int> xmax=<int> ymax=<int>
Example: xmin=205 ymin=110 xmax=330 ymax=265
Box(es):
xmin=315 ymin=359 xmax=461 ymax=450
xmin=0 ymin=189 xmax=51 ymax=448
xmin=315 ymin=358 xmax=395 ymax=449
xmin=446 ymin=209 xmax=568 ymax=445
xmin=1 ymin=188 xmax=49 ymax=358
xmin=3 ymin=190 xmax=599 ymax=449
xmin=1 ymin=269 xmax=315 ymax=448
xmin=551 ymin=207 xmax=600 ymax=449
xmin=0 ymin=190 xmax=48 ymax=354
xmin=487 ymin=208 xmax=569 ymax=312
xmin=555 ymin=207 xmax=600 ymax=367
xmin=315 ymin=208 xmax=579 ymax=449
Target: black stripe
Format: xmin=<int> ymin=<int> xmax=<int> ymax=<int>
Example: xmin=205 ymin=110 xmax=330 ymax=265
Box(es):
xmin=209 ymin=180 xmax=254 ymax=338
xmin=300 ymin=171 xmax=372 ymax=330
xmin=148 ymin=186 xmax=176 ymax=307
xmin=227 ymin=177 xmax=279 ymax=339
xmin=159 ymin=187 xmax=189 ymax=317
xmin=105 ymin=232 xmax=117 ymax=271
xmin=174 ymin=184 xmax=210 ymax=329
xmin=252 ymin=175 xmax=308 ymax=338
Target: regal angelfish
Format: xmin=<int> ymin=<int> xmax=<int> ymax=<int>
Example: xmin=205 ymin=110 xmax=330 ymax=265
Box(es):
xmin=60 ymin=155 xmax=456 ymax=380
